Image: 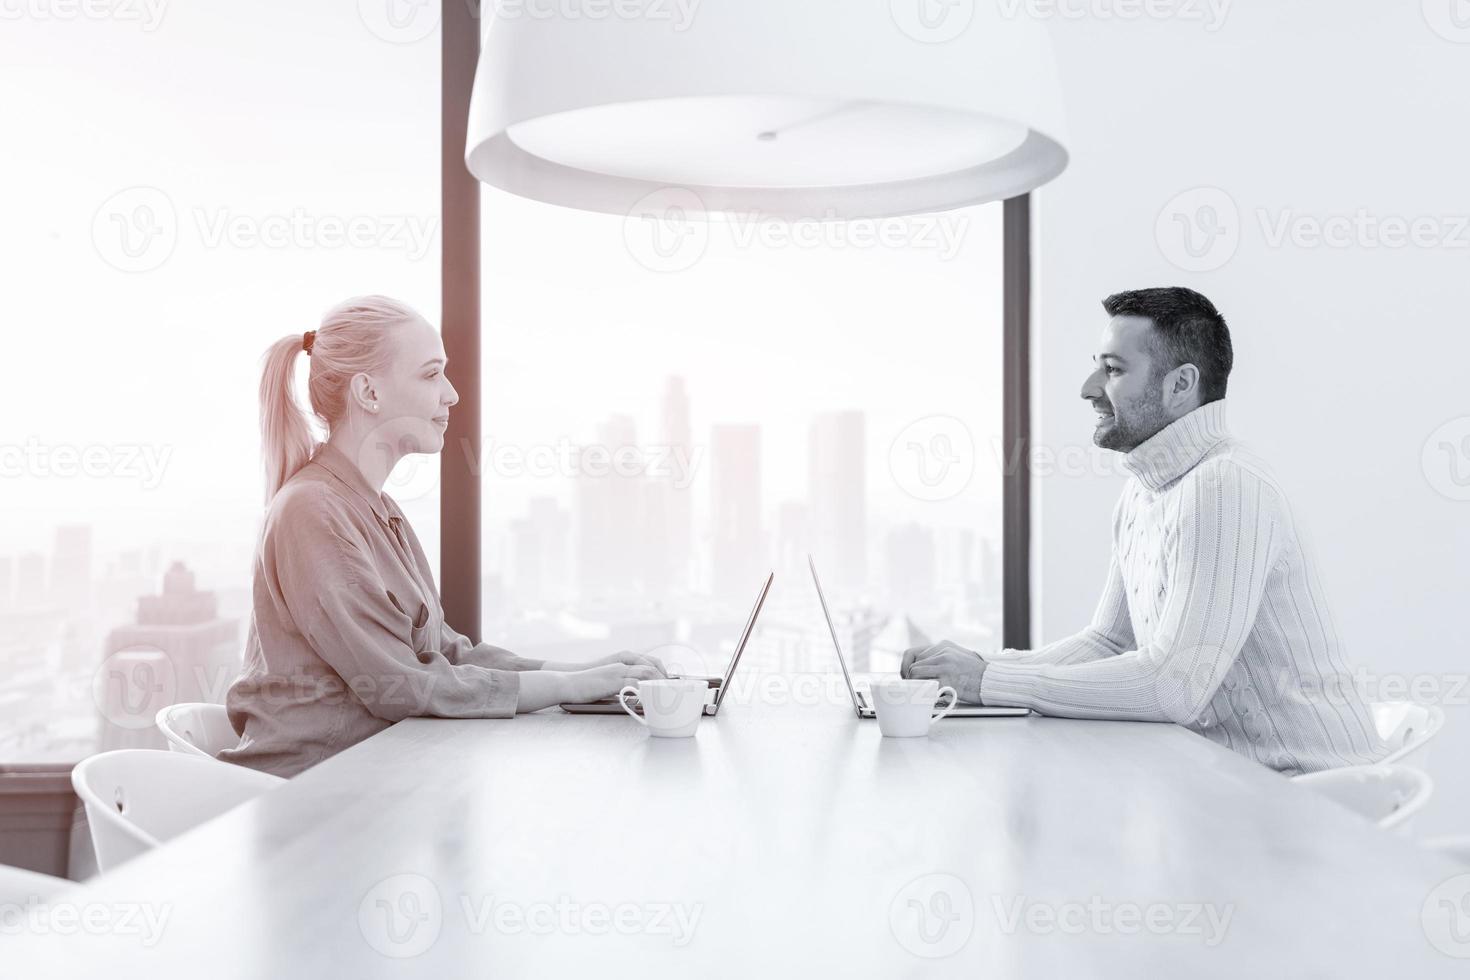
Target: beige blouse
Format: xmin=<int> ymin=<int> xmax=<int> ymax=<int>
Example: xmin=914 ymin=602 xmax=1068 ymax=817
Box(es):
xmin=219 ymin=443 xmax=542 ymax=778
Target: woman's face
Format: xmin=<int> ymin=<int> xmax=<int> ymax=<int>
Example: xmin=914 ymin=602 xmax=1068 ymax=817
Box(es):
xmin=368 ymin=316 xmax=460 ymax=456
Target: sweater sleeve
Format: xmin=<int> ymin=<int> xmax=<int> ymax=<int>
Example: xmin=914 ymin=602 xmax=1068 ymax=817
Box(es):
xmin=989 ymin=491 xmax=1135 ymax=667
xmin=269 ymin=488 xmax=522 ymax=720
xmin=980 ymin=462 xmax=1281 ymax=723
xmin=991 ymin=549 xmax=1134 ymax=667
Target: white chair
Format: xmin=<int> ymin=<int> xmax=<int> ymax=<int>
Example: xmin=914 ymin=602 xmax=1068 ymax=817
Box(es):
xmin=1423 ymin=836 xmax=1470 ymax=866
xmin=72 ymin=750 xmax=284 ymax=872
xmin=1372 ymin=701 xmax=1445 ymax=767
xmin=1292 ymin=764 xmax=1433 ymax=835
xmin=155 ymin=702 xmax=239 ymax=758
xmin=0 ymin=863 xmax=70 ymax=904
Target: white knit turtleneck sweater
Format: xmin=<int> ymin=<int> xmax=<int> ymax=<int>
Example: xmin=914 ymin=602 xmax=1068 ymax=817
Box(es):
xmin=981 ymin=399 xmax=1386 ymax=774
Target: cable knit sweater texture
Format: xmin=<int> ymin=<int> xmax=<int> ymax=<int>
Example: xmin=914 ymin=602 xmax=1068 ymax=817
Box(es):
xmin=980 ymin=399 xmax=1387 ymax=774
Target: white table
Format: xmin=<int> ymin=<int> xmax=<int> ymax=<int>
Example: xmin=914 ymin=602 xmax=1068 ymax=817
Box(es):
xmin=5 ymin=695 xmax=1466 ymax=977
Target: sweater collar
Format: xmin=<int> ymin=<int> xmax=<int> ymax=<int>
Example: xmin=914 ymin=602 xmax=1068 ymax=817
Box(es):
xmin=310 ymin=442 xmax=392 ymax=526
xmin=1120 ymin=399 xmax=1231 ymax=492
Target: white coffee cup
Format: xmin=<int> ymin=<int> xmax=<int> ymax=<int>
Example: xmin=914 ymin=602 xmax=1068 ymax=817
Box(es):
xmin=869 ymin=678 xmax=959 ymax=737
xmin=618 ymin=678 xmax=708 ymax=737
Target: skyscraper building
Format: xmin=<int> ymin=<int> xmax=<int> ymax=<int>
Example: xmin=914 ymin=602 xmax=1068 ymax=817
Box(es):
xmin=638 ymin=479 xmax=673 ymax=596
xmin=97 ymin=549 xmax=150 ymax=628
xmin=99 ymin=562 xmax=240 ymax=752
xmin=886 ymin=522 xmax=937 ymax=613
xmin=576 ymin=415 xmax=642 ymax=600
xmin=710 ymin=424 xmax=763 ymax=601
xmin=774 ymin=500 xmax=809 ymax=572
xmin=808 ymin=411 xmax=867 ymax=592
xmin=935 ymin=526 xmax=979 ymax=615
xmin=511 ymin=496 xmax=570 ymax=607
xmin=978 ymin=535 xmax=1000 ymax=596
xmin=15 ymin=553 xmax=46 ymax=609
xmin=49 ymin=524 xmax=93 ymax=613
xmin=660 ymin=376 xmax=695 ymax=591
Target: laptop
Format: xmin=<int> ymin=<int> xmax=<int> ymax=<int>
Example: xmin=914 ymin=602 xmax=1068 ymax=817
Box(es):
xmin=808 ymin=555 xmax=1029 ymax=719
xmin=560 ymin=571 xmax=774 ymax=716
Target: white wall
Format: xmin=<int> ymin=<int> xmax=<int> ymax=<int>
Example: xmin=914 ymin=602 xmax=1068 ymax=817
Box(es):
xmin=1032 ymin=2 xmax=1470 ymax=833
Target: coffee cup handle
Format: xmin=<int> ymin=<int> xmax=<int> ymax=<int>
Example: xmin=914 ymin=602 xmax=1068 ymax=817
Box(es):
xmin=931 ymin=686 xmax=959 ymax=724
xmin=618 ymin=685 xmax=648 ymax=726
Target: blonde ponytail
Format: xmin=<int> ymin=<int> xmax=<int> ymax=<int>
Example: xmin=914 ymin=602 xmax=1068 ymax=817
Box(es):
xmin=258 ymin=295 xmax=426 ymax=504
xmin=259 ymin=334 xmax=317 ymax=503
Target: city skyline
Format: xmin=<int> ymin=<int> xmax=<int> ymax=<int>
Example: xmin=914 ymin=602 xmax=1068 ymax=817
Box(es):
xmin=0 ymin=373 xmax=1005 ymax=762
xmin=481 ymin=374 xmax=1003 ymax=614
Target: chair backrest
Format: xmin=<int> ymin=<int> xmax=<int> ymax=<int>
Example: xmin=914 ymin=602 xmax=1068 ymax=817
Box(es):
xmin=155 ymin=702 xmax=239 ymax=758
xmin=71 ymin=750 xmax=284 ymax=872
xmin=1422 ymin=836 xmax=1470 ymax=867
xmin=1372 ymin=701 xmax=1445 ymax=767
xmin=0 ymin=863 xmax=70 ymax=905
xmin=1292 ymin=764 xmax=1434 ymax=834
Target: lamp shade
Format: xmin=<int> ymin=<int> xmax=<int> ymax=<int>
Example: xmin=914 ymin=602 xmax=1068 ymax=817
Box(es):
xmin=466 ymin=0 xmax=1068 ymax=219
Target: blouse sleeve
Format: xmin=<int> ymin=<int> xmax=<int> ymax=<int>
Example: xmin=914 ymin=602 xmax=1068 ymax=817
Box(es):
xmin=265 ymin=486 xmax=522 ymax=720
xmin=440 ymin=620 xmax=546 ymax=672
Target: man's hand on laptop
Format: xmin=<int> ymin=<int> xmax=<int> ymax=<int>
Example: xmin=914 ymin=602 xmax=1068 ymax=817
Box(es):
xmin=901 ymin=640 xmax=987 ymax=704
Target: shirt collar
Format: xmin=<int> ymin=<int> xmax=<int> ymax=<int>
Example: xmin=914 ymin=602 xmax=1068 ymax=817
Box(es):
xmin=310 ymin=442 xmax=393 ymax=527
xmin=1120 ymin=399 xmax=1231 ymax=492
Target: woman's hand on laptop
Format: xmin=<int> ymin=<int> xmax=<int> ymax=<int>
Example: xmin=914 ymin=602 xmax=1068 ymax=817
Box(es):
xmin=537 ymin=651 xmax=670 ymax=675
xmin=901 ymin=640 xmax=988 ymax=704
xmin=592 ymin=650 xmax=669 ymax=676
xmin=567 ymin=663 xmax=667 ymax=703
xmin=517 ymin=663 xmax=667 ymax=712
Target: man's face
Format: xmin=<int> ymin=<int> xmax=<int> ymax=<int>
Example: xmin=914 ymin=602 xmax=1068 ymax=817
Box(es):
xmin=1079 ymin=315 xmax=1173 ymax=452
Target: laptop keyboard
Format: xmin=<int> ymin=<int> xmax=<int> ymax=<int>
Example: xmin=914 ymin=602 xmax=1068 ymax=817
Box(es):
xmin=860 ymin=692 xmax=953 ymax=709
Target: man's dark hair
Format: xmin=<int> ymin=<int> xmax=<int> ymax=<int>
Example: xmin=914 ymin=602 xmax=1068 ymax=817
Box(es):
xmin=1101 ymin=287 xmax=1233 ymax=403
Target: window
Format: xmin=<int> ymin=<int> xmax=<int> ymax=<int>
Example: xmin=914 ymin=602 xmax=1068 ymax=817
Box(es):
xmin=0 ymin=5 xmax=439 ymax=761
xmin=478 ymin=195 xmax=1007 ymax=686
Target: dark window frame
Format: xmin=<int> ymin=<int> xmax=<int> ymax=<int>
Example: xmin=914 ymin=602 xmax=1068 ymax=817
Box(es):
xmin=439 ymin=9 xmax=1032 ymax=650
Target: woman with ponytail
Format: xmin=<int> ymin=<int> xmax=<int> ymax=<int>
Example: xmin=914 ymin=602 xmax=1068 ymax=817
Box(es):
xmin=220 ymin=296 xmax=666 ymax=777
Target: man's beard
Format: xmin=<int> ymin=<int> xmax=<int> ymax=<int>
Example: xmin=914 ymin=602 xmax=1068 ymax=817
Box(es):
xmin=1092 ymin=393 xmax=1171 ymax=452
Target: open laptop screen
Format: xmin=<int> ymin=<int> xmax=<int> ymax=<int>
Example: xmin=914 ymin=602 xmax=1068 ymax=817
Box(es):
xmin=713 ymin=571 xmax=774 ymax=710
xmin=807 ymin=555 xmax=863 ymax=718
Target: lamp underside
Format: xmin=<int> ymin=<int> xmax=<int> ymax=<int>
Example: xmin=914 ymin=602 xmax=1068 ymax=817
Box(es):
xmin=506 ymin=95 xmax=1032 ymax=190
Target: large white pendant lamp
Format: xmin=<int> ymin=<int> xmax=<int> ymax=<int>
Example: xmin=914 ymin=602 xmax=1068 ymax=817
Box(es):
xmin=465 ymin=0 xmax=1068 ymax=219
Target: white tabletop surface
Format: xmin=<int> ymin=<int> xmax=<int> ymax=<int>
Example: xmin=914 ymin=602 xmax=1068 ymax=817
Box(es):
xmin=5 ymin=693 xmax=1467 ymax=977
